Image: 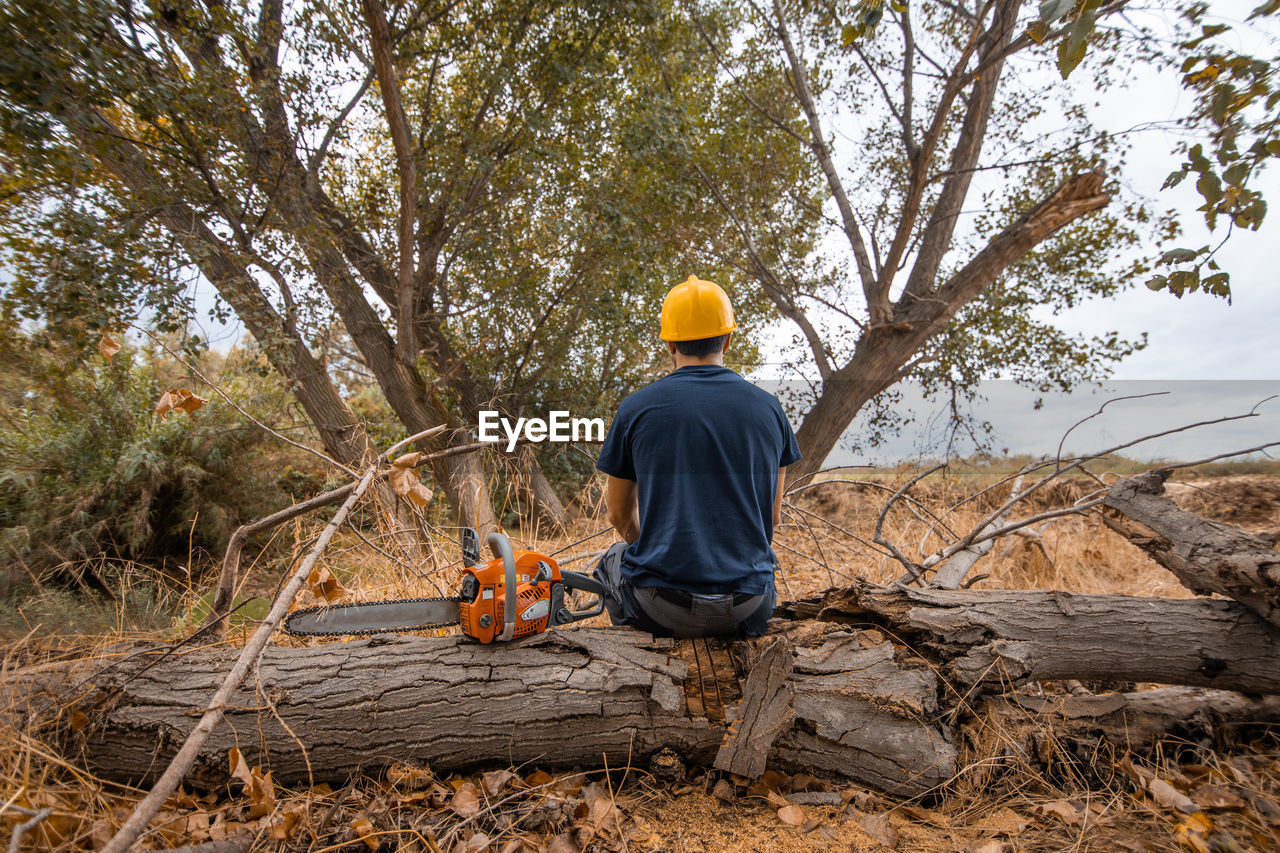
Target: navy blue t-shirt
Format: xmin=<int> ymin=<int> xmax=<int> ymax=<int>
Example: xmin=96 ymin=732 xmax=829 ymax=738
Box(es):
xmin=595 ymin=365 xmax=802 ymax=595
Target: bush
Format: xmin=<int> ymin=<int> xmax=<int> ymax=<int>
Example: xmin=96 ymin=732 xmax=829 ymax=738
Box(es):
xmin=0 ymin=333 xmax=329 ymax=584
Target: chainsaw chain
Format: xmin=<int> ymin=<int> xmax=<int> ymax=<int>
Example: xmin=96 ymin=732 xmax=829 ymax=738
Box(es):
xmin=283 ymin=596 xmax=463 ymax=637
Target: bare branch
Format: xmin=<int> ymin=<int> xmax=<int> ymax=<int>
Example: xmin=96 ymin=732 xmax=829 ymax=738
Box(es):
xmin=361 ymin=0 xmax=419 ymax=366
xmin=770 ymin=0 xmax=883 ymax=324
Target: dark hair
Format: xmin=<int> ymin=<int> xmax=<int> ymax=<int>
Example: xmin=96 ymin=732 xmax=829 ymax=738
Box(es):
xmin=674 ymin=333 xmax=729 ymax=358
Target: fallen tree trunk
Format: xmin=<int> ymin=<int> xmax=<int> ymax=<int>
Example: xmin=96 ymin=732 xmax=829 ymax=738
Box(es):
xmin=23 ymin=587 xmax=1280 ymax=800
xmin=778 ymin=584 xmax=1280 ymax=694
xmin=51 ymin=624 xmax=955 ymax=797
xmin=1103 ymin=469 xmax=1280 ymax=629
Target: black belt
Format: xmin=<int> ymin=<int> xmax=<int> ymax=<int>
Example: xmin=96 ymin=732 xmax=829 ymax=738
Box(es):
xmin=650 ymin=587 xmax=759 ymax=608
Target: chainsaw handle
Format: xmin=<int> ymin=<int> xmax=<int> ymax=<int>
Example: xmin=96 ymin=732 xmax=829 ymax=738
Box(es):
xmin=557 ymin=570 xmax=606 ymax=623
xmin=487 ymin=532 xmax=518 ymax=641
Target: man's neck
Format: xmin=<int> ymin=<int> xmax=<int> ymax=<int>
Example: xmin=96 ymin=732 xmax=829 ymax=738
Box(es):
xmin=671 ymin=353 xmax=724 ymax=370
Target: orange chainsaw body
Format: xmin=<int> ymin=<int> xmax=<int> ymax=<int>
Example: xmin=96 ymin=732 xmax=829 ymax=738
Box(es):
xmin=459 ymin=548 xmax=562 ymax=643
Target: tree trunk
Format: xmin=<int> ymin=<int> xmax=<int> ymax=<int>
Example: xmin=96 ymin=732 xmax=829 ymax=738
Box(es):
xmin=57 ymin=625 xmax=957 ymax=797
xmin=788 ymin=171 xmax=1110 ymax=483
xmin=1103 ymin=470 xmax=1280 ymax=629
xmin=513 ymin=446 xmax=569 ymax=533
xmin=778 ymin=584 xmax=1280 ymax=695
xmin=30 ymin=585 xmax=1280 ymax=799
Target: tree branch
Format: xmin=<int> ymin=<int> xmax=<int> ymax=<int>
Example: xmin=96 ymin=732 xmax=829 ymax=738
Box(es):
xmin=770 ymin=0 xmax=883 ymax=324
xmin=362 ymin=0 xmax=419 ymax=367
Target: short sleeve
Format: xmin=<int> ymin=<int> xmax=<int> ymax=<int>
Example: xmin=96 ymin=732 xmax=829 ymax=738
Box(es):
xmin=777 ymin=405 xmax=802 ymax=468
xmin=595 ymin=404 xmax=636 ymax=481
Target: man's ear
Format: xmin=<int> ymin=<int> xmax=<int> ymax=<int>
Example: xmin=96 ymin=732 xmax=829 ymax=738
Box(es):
xmin=722 ymin=333 xmax=732 ymax=353
xmin=667 ymin=341 xmax=677 ymax=356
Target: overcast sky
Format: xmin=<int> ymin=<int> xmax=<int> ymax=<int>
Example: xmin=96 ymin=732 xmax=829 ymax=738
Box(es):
xmin=776 ymin=2 xmax=1280 ymax=464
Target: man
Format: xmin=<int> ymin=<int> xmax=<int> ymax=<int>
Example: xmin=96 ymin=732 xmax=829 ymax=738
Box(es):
xmin=593 ymin=274 xmax=801 ymax=637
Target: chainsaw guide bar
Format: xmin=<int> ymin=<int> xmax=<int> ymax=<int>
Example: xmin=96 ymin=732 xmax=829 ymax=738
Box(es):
xmin=283 ymin=597 xmax=462 ymax=637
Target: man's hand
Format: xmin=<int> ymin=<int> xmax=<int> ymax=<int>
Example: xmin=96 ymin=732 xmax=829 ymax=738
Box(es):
xmin=605 ymin=475 xmax=641 ymax=543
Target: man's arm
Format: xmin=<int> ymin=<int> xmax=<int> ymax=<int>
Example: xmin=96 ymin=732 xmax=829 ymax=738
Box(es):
xmin=773 ymin=467 xmax=787 ymax=534
xmin=605 ymin=475 xmax=641 ymax=544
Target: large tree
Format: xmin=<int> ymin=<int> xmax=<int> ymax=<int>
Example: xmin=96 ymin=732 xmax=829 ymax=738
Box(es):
xmin=0 ymin=0 xmax=775 ymax=530
xmin=656 ymin=0 xmax=1275 ymax=479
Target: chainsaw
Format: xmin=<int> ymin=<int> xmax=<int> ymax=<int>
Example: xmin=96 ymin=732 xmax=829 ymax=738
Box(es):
xmin=284 ymin=529 xmax=606 ymax=642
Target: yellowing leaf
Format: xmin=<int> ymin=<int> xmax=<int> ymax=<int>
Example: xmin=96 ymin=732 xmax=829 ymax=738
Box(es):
xmin=777 ymin=803 xmax=804 ymax=826
xmin=69 ymin=710 xmax=89 ymax=731
xmin=154 ymin=388 xmax=207 ymax=420
xmin=306 ymin=564 xmax=346 ymax=603
xmin=350 ymin=817 xmax=378 ymax=851
xmin=227 ymin=747 xmax=275 ymax=819
xmin=392 ymin=451 xmax=423 ymax=468
xmin=1032 ymin=799 xmax=1084 ymax=826
xmin=451 ymin=781 xmax=480 ymax=818
xmin=389 ymin=463 xmax=433 ymax=507
xmin=98 ymin=334 xmax=121 ymax=363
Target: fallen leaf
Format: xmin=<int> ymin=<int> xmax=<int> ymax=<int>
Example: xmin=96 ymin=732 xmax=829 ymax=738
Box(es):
xmin=765 ymin=790 xmax=789 ymax=809
xmin=306 ymin=564 xmax=346 ymax=602
xmin=452 ymin=781 xmax=481 ymax=818
xmin=712 ymin=778 xmax=734 ymax=802
xmin=1192 ymin=785 xmax=1246 ymax=810
xmin=747 ymin=769 xmax=790 ymax=799
xmin=98 ymin=334 xmax=121 ymax=363
xmin=499 ymin=839 xmax=535 ymax=853
xmin=154 ymin=388 xmax=207 ymax=420
xmin=268 ymin=805 xmax=306 ymax=841
xmin=543 ymin=831 xmax=577 ymax=853
xmin=228 ymin=747 xmax=275 ymax=819
xmin=350 ymin=816 xmax=378 ymax=852
xmin=791 ymin=772 xmax=821 ymax=791
xmin=482 ymin=769 xmax=516 ymax=797
xmin=389 ymin=454 xmax=433 ymax=507
xmin=526 ymin=770 xmax=554 ymax=787
xmin=69 ymin=710 xmax=89 ymax=731
xmin=777 ymin=804 xmax=804 ymax=826
xmin=387 ymin=763 xmax=433 ymax=790
xmin=857 ymin=812 xmax=898 ymax=847
xmin=462 ymin=832 xmax=491 ymax=852
xmin=966 ymin=841 xmax=1008 ymax=853
xmin=1149 ymin=778 xmax=1200 ymax=814
xmin=1176 ymin=816 xmax=1213 ymax=853
xmin=900 ymin=804 xmax=951 ymax=827
xmin=1033 ymin=799 xmax=1085 ymax=826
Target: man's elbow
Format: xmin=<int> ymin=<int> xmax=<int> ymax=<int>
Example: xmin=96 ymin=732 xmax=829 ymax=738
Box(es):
xmin=606 ymin=507 xmax=629 ymax=534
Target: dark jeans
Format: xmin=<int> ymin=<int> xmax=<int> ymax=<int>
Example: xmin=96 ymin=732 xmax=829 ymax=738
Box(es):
xmin=591 ymin=542 xmax=775 ymax=638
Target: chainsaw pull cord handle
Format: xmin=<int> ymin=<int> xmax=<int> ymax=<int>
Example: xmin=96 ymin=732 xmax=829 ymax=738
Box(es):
xmin=486 ymin=532 xmax=519 ymax=641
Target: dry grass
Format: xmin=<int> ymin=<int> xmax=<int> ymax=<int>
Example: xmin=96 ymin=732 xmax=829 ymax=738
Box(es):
xmin=2 ymin=465 xmax=1279 ymax=851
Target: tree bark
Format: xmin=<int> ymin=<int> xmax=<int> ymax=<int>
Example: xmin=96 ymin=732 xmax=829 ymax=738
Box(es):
xmin=1103 ymin=469 xmax=1280 ymax=629
xmin=27 ymin=585 xmax=1280 ymax=802
xmin=57 ymin=625 xmax=957 ymax=797
xmin=512 ymin=446 xmax=569 ymax=532
xmin=778 ymin=584 xmax=1280 ymax=695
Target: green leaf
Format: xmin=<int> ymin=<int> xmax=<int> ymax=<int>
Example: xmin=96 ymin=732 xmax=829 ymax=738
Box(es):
xmin=1162 ymin=169 xmax=1188 ymax=190
xmin=1039 ymin=0 xmax=1075 ymax=24
xmin=1158 ymin=247 xmax=1200 ymax=264
xmin=1145 ymin=274 xmax=1168 ymax=291
xmin=1196 ymin=170 xmax=1223 ymax=206
xmin=1223 ymin=161 xmax=1250 ymax=186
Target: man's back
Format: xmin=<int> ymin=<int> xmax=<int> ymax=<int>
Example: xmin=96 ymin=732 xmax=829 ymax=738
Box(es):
xmin=596 ymin=364 xmax=801 ymax=595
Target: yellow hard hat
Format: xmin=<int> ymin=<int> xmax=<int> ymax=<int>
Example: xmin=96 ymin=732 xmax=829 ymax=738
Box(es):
xmin=659 ymin=275 xmax=738 ymax=341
